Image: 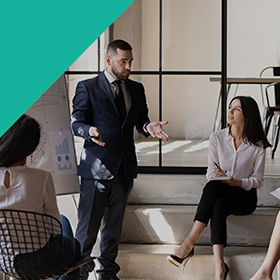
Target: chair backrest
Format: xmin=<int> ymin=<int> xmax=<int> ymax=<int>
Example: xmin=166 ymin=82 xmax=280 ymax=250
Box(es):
xmin=260 ymin=66 xmax=280 ymax=106
xmin=0 ymin=209 xmax=63 ymax=280
xmin=273 ymin=67 xmax=280 ymax=105
xmin=265 ymin=82 xmax=280 ymax=109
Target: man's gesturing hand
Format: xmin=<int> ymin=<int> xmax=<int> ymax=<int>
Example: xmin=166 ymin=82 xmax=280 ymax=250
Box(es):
xmin=146 ymin=121 xmax=170 ymax=141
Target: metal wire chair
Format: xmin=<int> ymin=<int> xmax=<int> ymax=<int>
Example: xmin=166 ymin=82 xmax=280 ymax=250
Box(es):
xmin=0 ymin=209 xmax=95 ymax=280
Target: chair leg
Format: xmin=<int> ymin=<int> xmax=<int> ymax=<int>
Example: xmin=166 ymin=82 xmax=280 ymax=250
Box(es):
xmin=272 ymin=115 xmax=280 ymax=159
xmin=266 ymin=115 xmax=273 ymax=135
xmin=263 ymin=108 xmax=273 ymax=135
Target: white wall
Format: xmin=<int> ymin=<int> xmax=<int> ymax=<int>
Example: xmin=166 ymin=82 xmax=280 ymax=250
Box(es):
xmin=228 ymin=0 xmax=280 ymax=76
xmin=227 ymin=0 xmax=280 ymax=111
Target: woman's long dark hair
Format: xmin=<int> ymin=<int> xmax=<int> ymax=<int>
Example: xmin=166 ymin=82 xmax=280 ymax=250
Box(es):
xmin=0 ymin=114 xmax=40 ymax=167
xmin=229 ymin=96 xmax=271 ymax=149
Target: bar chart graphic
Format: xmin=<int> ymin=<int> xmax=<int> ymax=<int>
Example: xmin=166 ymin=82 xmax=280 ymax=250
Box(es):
xmin=50 ymin=131 xmax=76 ymax=174
xmin=55 ymin=137 xmax=72 ymax=171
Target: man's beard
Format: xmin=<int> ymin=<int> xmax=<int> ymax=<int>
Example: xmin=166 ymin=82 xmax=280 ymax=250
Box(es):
xmin=112 ymin=66 xmax=130 ymax=80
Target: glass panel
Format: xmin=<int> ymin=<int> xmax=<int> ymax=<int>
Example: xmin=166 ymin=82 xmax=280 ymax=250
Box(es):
xmin=141 ymin=0 xmax=160 ymax=71
xmin=133 ymin=75 xmax=160 ymax=166
xmin=162 ymin=0 xmax=221 ymax=71
xmin=162 ymin=75 xmax=220 ymax=166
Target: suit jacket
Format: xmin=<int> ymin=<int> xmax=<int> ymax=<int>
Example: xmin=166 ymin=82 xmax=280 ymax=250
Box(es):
xmin=71 ymin=71 xmax=150 ymax=180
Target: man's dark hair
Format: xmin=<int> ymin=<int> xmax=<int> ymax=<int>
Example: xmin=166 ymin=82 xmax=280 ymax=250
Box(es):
xmin=106 ymin=39 xmax=132 ymax=56
xmin=0 ymin=114 xmax=41 ymax=167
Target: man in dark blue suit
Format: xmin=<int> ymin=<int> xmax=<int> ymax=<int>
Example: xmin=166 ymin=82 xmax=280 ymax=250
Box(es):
xmin=71 ymin=39 xmax=169 ymax=280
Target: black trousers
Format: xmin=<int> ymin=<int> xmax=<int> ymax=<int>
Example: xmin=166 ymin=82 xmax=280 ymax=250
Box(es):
xmin=194 ymin=180 xmax=257 ymax=246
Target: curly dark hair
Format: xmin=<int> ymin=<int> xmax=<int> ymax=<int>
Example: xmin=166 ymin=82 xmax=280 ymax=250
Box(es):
xmin=229 ymin=96 xmax=271 ymax=149
xmin=0 ymin=114 xmax=40 ymax=167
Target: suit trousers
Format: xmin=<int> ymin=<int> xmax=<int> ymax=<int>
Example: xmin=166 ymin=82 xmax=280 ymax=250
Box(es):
xmin=194 ymin=180 xmax=257 ymax=246
xmin=75 ymin=164 xmax=133 ymax=276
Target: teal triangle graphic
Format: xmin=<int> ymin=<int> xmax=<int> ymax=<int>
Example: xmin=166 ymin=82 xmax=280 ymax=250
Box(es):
xmin=0 ymin=0 xmax=134 ymax=136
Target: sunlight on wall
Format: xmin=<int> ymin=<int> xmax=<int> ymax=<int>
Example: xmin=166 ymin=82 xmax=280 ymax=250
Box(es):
xmin=142 ymin=208 xmax=176 ymax=243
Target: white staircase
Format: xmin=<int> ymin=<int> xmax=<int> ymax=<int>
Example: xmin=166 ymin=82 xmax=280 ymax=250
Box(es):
xmin=116 ymin=174 xmax=280 ymax=280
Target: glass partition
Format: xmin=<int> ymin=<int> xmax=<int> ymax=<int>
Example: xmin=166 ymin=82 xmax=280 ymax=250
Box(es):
xmin=134 ymin=75 xmax=160 ymax=166
xmin=162 ymin=75 xmax=220 ymax=167
xmin=162 ymin=0 xmax=221 ymax=72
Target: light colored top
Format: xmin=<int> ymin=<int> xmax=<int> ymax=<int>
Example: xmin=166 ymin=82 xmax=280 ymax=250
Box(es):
xmin=0 ymin=165 xmax=60 ymax=220
xmin=206 ymin=127 xmax=266 ymax=191
xmin=0 ymin=165 xmax=61 ymax=277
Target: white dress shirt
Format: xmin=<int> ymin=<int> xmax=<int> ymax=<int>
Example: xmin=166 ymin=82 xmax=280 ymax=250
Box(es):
xmin=206 ymin=127 xmax=266 ymax=191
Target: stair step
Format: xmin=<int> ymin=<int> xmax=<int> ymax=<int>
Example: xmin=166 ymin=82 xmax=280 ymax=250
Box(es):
xmin=130 ymin=174 xmax=280 ymax=207
xmin=121 ymin=205 xmax=278 ymax=246
xmin=116 ymin=244 xmax=276 ymax=280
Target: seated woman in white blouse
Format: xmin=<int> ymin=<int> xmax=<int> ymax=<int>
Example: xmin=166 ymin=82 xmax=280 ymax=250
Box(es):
xmin=167 ymin=96 xmax=271 ymax=280
xmin=0 ymin=114 xmax=81 ymax=269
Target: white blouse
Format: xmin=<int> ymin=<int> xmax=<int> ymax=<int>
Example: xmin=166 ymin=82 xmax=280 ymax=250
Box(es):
xmin=206 ymin=127 xmax=266 ymax=191
xmin=0 ymin=165 xmax=60 ymax=276
xmin=0 ymin=165 xmax=60 ymax=220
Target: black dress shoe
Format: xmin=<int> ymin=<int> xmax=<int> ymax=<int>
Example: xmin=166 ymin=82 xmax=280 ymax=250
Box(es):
xmin=167 ymin=247 xmax=194 ymax=269
xmin=59 ymin=265 xmax=89 ymax=280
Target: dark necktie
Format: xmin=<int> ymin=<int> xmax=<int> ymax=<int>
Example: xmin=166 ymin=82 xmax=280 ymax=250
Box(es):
xmin=114 ymin=80 xmax=126 ymax=122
